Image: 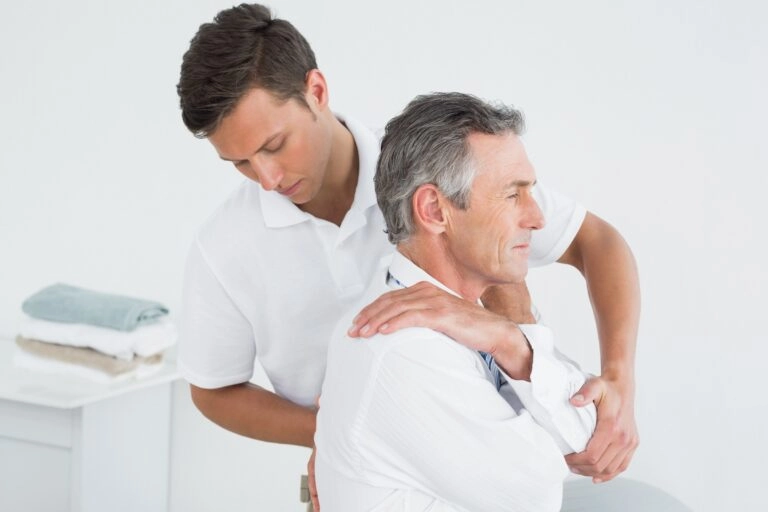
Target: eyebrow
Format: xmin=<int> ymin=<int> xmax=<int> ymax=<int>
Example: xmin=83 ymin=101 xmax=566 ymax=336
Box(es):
xmin=503 ymin=179 xmax=538 ymax=190
xmin=218 ymin=132 xmax=282 ymax=163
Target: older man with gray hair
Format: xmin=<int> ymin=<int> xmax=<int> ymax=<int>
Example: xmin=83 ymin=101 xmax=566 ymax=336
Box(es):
xmin=314 ymin=92 xmax=693 ymax=512
xmin=314 ymin=92 xmax=597 ymax=511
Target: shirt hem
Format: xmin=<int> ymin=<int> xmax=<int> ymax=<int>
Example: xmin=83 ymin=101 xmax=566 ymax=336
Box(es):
xmin=177 ymin=361 xmax=253 ymax=389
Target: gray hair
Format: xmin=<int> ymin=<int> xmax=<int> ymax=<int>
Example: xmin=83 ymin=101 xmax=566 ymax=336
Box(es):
xmin=375 ymin=92 xmax=526 ymax=244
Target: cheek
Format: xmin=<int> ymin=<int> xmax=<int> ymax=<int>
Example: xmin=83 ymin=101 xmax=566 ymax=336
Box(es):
xmin=296 ymin=129 xmax=325 ymax=173
xmin=482 ymin=213 xmax=517 ymax=266
xmin=279 ymin=138 xmax=307 ymax=174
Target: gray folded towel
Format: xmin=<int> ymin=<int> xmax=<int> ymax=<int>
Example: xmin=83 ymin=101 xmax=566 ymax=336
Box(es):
xmin=22 ymin=283 xmax=168 ymax=332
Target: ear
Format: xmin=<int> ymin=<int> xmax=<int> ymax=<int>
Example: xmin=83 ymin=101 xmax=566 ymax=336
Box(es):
xmin=411 ymin=184 xmax=448 ymax=236
xmin=304 ymin=69 xmax=329 ymax=110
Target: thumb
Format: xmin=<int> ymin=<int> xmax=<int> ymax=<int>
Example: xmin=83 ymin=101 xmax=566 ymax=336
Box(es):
xmin=571 ymin=377 xmax=603 ymax=407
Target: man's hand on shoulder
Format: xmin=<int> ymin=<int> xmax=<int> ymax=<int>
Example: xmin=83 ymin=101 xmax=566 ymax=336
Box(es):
xmin=347 ymin=281 xmax=519 ymax=355
xmin=565 ymin=374 xmax=639 ymax=482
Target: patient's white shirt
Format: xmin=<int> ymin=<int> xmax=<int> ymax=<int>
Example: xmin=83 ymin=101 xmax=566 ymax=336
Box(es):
xmin=315 ymin=251 xmax=596 ymax=512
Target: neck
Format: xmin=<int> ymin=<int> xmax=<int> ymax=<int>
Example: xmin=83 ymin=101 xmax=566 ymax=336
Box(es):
xmin=299 ymin=114 xmax=359 ymax=226
xmin=397 ymin=237 xmax=486 ymax=303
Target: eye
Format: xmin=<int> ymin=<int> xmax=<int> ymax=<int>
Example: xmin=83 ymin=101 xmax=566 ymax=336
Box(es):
xmin=263 ymin=138 xmax=285 ymax=154
xmin=507 ymin=193 xmax=519 ymax=201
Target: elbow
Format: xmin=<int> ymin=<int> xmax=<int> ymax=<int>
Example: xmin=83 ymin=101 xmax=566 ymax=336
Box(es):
xmin=512 ymin=455 xmax=570 ymax=511
xmin=559 ymin=212 xmax=633 ymax=273
xmin=189 ymin=384 xmax=211 ymax=414
xmin=563 ymin=403 xmax=598 ymax=455
xmin=189 ymin=383 xmax=228 ymax=421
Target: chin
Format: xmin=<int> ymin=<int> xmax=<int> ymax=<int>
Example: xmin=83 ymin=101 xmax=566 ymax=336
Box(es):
xmin=290 ymin=190 xmax=314 ymax=205
xmin=507 ymin=268 xmax=529 ymax=283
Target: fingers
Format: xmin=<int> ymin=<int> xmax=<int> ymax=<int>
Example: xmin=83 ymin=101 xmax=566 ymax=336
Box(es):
xmin=588 ymin=439 xmax=624 ymax=479
xmin=308 ymin=446 xmax=319 ymax=511
xmin=347 ymin=282 xmax=435 ymax=337
xmin=599 ymin=427 xmax=639 ymax=482
xmin=565 ymin=419 xmax=613 ymax=474
xmin=565 ymin=415 xmax=639 ymax=480
xmin=348 ymin=282 xmax=451 ymax=337
xmin=566 ymin=375 xmax=639 ymax=481
xmin=570 ymin=377 xmax=605 ymax=407
xmin=599 ymin=443 xmax=637 ymax=482
xmin=593 ymin=442 xmax=634 ymax=483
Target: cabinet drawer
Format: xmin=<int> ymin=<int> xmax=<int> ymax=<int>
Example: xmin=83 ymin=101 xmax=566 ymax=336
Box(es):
xmin=0 ymin=437 xmax=71 ymax=512
xmin=0 ymin=399 xmax=74 ymax=448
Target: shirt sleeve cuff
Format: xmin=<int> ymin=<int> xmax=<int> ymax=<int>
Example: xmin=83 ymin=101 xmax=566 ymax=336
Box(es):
xmin=501 ymin=324 xmax=597 ymax=453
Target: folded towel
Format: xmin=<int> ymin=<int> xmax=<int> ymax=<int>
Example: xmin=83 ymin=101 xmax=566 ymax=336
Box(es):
xmin=19 ymin=315 xmax=177 ymax=360
xmin=22 ymin=283 xmax=168 ymax=332
xmin=12 ymin=346 xmax=164 ymax=383
xmin=15 ymin=336 xmax=163 ymax=376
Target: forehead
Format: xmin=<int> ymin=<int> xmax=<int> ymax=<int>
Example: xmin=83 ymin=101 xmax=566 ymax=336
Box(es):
xmin=467 ymin=131 xmax=534 ymax=187
xmin=208 ymin=88 xmax=298 ymax=158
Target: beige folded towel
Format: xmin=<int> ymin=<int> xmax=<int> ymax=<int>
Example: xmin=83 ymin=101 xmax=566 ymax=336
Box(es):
xmin=15 ymin=336 xmax=162 ymax=376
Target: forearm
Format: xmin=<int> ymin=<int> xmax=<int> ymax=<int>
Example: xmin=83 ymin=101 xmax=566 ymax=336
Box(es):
xmin=481 ymin=282 xmax=537 ymax=324
xmin=559 ymin=212 xmax=640 ymax=383
xmin=190 ymin=382 xmax=316 ymax=447
xmin=481 ymin=283 xmax=537 ymax=380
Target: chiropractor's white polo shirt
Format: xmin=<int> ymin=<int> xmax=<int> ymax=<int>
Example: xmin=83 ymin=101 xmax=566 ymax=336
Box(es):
xmin=178 ymin=115 xmax=586 ymax=408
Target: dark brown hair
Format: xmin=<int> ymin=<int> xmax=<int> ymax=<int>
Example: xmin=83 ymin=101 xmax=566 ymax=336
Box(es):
xmin=177 ymin=3 xmax=318 ymax=138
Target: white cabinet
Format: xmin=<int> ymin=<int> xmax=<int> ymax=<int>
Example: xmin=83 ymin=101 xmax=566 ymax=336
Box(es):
xmin=0 ymin=339 xmax=179 ymax=512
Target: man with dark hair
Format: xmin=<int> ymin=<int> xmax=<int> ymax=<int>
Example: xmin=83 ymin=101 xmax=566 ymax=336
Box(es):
xmin=178 ymin=3 xmax=317 ymax=137
xmin=177 ymin=3 xmax=641 ymax=509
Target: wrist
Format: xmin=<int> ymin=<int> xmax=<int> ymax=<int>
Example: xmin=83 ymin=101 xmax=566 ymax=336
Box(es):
xmin=491 ymin=322 xmax=532 ymax=381
xmin=599 ymin=368 xmax=636 ymax=401
xmin=601 ymin=366 xmax=635 ymax=386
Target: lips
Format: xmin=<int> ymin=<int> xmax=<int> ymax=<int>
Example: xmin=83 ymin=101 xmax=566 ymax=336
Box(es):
xmin=278 ymin=180 xmax=302 ymax=196
xmin=512 ymin=238 xmax=531 ymax=249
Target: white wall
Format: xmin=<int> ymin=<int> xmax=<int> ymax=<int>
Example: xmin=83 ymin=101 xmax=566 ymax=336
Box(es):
xmin=1 ymin=0 xmax=766 ymax=510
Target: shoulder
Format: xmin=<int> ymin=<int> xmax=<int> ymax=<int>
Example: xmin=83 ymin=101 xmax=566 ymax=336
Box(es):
xmin=368 ymin=327 xmax=485 ymax=380
xmin=189 ymin=180 xmax=274 ymax=282
xmin=196 ymin=180 xmax=263 ymax=248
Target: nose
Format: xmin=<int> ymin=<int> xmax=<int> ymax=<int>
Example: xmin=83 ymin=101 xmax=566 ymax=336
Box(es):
xmin=248 ymin=158 xmax=284 ymax=192
xmin=522 ymin=192 xmax=546 ymax=231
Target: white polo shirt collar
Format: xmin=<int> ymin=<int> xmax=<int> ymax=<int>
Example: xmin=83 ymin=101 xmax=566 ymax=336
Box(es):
xmin=259 ymin=113 xmax=379 ymax=230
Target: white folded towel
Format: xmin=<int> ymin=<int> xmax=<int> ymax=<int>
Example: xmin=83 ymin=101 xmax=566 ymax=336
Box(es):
xmin=13 ymin=348 xmax=164 ymax=383
xmin=19 ymin=315 xmax=177 ymax=360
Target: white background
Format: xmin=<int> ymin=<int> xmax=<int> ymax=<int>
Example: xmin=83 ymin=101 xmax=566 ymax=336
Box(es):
xmin=1 ymin=0 xmax=766 ymax=510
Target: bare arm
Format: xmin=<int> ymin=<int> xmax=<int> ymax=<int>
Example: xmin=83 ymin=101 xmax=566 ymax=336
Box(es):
xmin=557 ymin=211 xmax=640 ymax=382
xmin=557 ymin=211 xmax=640 ymax=481
xmin=190 ymin=383 xmax=316 ymax=448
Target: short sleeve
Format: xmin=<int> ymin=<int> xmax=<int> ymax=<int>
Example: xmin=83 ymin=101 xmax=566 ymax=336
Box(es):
xmin=529 ymin=182 xmax=587 ymax=267
xmin=178 ymin=239 xmax=256 ymax=389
